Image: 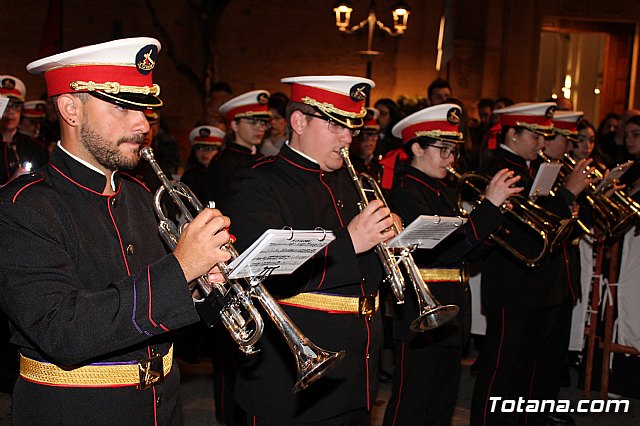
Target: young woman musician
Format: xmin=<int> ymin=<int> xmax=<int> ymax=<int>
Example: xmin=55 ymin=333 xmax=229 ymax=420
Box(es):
xmin=382 ymin=104 xmax=522 ymax=426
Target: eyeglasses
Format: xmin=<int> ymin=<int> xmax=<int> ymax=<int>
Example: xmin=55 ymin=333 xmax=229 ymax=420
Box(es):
xmin=427 ymin=144 xmax=460 ymax=159
xmin=240 ymin=118 xmax=271 ymax=130
xmin=5 ymin=100 xmax=23 ymax=111
xmin=194 ymin=145 xmax=221 ymax=152
xmin=302 ymin=112 xmax=361 ymax=137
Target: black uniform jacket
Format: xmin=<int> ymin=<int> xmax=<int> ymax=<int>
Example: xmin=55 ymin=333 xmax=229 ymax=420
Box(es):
xmin=1 ymin=132 xmax=49 ymax=184
xmin=388 ymin=166 xmax=504 ymax=346
xmin=0 ymin=146 xmax=200 ymax=425
xmin=225 ymin=143 xmax=383 ymax=422
xmin=351 ymin=154 xmax=383 ymax=185
xmin=180 ymin=162 xmax=209 ymax=204
xmin=205 ymin=142 xmax=261 ymax=206
xmin=480 ymin=148 xmax=577 ymax=308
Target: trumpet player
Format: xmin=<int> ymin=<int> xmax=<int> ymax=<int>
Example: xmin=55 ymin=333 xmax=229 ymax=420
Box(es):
xmin=0 ymin=38 xmax=234 ymax=425
xmin=470 ymin=102 xmax=594 ymax=426
xmin=224 ymin=75 xmax=394 ymax=425
xmin=382 ymin=104 xmax=522 ymax=426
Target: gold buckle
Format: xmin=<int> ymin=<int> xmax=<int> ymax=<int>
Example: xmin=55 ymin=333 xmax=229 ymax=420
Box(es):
xmin=137 ymin=351 xmax=165 ymax=390
xmin=359 ymin=295 xmax=376 ymax=318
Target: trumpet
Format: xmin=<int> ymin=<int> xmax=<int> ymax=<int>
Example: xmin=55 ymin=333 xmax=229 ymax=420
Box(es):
xmin=447 ymin=166 xmax=574 ymax=267
xmin=140 ymin=147 xmax=345 ymax=392
xmin=559 ymin=153 xmax=639 ymax=237
xmin=340 ymin=147 xmax=459 ymax=331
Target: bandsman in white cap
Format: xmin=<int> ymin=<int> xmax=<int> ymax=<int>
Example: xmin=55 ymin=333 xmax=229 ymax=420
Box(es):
xmin=205 ymin=89 xmax=271 ymax=206
xmin=348 ymin=107 xmax=384 ymax=183
xmin=18 ymin=100 xmax=47 ymax=140
xmin=470 ymin=103 xmax=594 ymax=426
xmin=0 ymin=75 xmax=49 ymax=184
xmin=182 ymin=125 xmax=224 ymax=203
xmin=224 ymin=75 xmax=395 ymax=424
xmin=0 ymin=38 xmax=232 ymax=425
xmin=382 ymin=104 xmax=522 ymax=425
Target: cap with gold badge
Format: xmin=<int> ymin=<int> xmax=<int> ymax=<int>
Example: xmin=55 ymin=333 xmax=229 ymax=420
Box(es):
xmin=219 ymin=90 xmax=271 ymax=123
xmin=494 ymin=102 xmax=556 ymax=137
xmin=26 ymin=37 xmax=163 ymax=110
xmin=0 ymin=75 xmax=26 ymax=101
xmin=189 ymin=125 xmax=225 ymax=148
xmin=392 ymin=103 xmax=464 ymax=144
xmin=281 ymin=75 xmax=374 ymax=128
xmin=22 ymin=100 xmax=46 ymax=120
xmin=552 ymin=111 xmax=583 ymax=142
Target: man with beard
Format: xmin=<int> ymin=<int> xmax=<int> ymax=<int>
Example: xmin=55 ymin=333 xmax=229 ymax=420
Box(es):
xmin=0 ymin=38 xmax=232 ymax=425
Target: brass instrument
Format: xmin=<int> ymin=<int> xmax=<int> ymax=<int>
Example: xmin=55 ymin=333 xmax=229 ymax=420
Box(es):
xmin=560 ymin=153 xmax=639 ymax=237
xmin=141 ymin=147 xmax=345 ymax=392
xmin=447 ymin=166 xmax=574 ymax=267
xmin=340 ymin=147 xmax=459 ymax=331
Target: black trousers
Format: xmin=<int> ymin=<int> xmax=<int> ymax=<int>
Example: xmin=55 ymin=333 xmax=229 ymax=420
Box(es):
xmin=470 ymin=303 xmax=572 ymax=426
xmin=383 ymin=340 xmax=462 ymax=426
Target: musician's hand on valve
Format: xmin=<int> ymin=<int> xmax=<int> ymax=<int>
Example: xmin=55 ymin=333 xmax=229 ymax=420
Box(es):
xmin=485 ymin=168 xmax=523 ymax=208
xmin=564 ymin=158 xmax=594 ymax=196
xmin=348 ymin=199 xmax=394 ymax=254
xmin=173 ymin=208 xmax=232 ymax=283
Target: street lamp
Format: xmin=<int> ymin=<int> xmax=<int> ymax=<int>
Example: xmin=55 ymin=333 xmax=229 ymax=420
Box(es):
xmin=333 ymin=0 xmax=411 ymax=79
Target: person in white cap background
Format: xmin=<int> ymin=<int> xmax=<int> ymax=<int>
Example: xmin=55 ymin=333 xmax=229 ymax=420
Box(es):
xmin=0 ymin=38 xmax=233 ymax=425
xmin=181 ymin=125 xmax=224 ymax=203
xmin=348 ymin=107 xmax=384 ymax=184
xmin=382 ymin=104 xmax=522 ymax=426
xmin=470 ymin=103 xmax=594 ymax=426
xmin=0 ymin=75 xmax=49 ymax=184
xmin=224 ymin=75 xmax=394 ymax=425
xmin=18 ymin=100 xmax=47 ymax=140
xmin=205 ymin=89 xmax=272 ymax=207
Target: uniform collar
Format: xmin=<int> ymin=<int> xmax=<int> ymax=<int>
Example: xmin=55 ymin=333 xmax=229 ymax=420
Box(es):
xmin=279 ymin=142 xmax=321 ymax=171
xmin=404 ymin=166 xmax=443 ymax=194
xmin=50 ymin=143 xmax=120 ymax=194
xmin=225 ymin=142 xmax=257 ymax=155
xmin=500 ymin=144 xmax=530 ymax=168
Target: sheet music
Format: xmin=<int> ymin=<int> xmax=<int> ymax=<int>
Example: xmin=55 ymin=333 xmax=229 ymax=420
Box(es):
xmin=387 ymin=215 xmax=467 ymax=249
xmin=227 ymin=229 xmax=335 ymax=279
xmin=529 ymin=162 xmax=562 ymax=198
xmin=595 ymin=160 xmax=633 ymax=192
xmin=0 ymin=98 xmax=9 ymax=117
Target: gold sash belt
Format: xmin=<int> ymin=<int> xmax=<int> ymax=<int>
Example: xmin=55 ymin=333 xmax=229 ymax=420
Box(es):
xmin=19 ymin=345 xmax=173 ymax=389
xmin=419 ymin=268 xmax=469 ymax=283
xmin=277 ymin=292 xmax=379 ymax=317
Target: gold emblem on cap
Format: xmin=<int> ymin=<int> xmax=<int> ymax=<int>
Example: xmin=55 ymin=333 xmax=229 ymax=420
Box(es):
xmin=301 ymin=96 xmax=366 ymax=119
xmin=69 ymin=81 xmax=161 ymax=96
xmin=137 ymin=50 xmax=156 ymax=71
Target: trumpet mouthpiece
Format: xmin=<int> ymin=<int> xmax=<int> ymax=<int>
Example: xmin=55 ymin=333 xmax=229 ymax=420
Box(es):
xmin=140 ymin=147 xmax=154 ymax=161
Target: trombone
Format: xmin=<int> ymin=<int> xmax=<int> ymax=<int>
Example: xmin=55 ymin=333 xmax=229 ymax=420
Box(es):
xmin=140 ymin=147 xmax=345 ymax=392
xmin=447 ymin=166 xmax=574 ymax=267
xmin=340 ymin=147 xmax=459 ymax=332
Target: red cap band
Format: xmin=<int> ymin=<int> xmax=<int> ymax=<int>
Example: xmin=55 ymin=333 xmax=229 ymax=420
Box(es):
xmin=500 ymin=114 xmax=552 ymax=128
xmin=401 ymin=120 xmax=460 ymax=143
xmin=194 ymin=136 xmax=223 ymax=144
xmin=44 ymin=64 xmax=153 ymax=97
xmin=290 ymin=84 xmax=364 ymax=115
xmin=553 ymin=121 xmax=577 ymax=132
xmin=225 ymin=103 xmax=270 ymax=123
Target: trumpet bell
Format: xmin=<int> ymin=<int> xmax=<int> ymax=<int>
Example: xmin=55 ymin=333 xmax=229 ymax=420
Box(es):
xmin=410 ymin=304 xmax=460 ymax=332
xmin=293 ymin=348 xmax=346 ymax=393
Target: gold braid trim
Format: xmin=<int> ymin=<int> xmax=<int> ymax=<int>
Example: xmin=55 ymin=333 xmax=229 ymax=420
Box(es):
xmin=301 ymin=96 xmax=366 ymax=119
xmin=515 ymin=121 xmax=554 ymax=135
xmin=235 ymin=111 xmax=273 ymax=119
xmin=70 ymin=80 xmax=161 ymax=96
xmin=19 ymin=346 xmax=173 ymax=387
xmin=414 ymin=130 xmax=463 ymax=141
xmin=277 ymin=292 xmax=379 ymax=313
xmin=419 ymin=268 xmax=469 ymax=283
